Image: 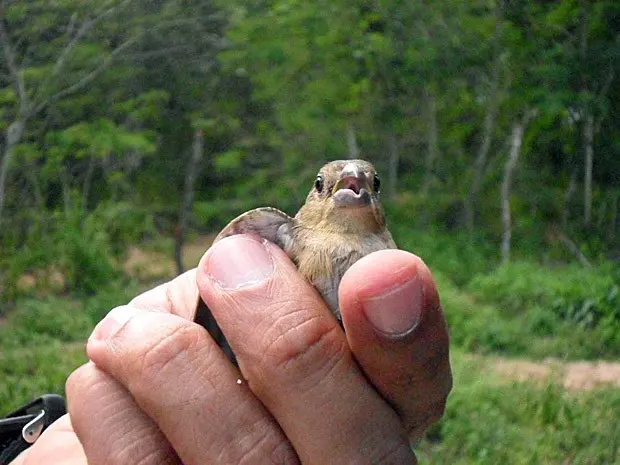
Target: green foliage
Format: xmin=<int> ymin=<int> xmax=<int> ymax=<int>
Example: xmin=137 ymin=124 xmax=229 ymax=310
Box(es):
xmin=1 ymin=202 xmax=156 ymax=300
xmin=214 ymin=150 xmax=245 ymax=175
xmin=0 ymin=298 xmax=92 ymax=349
xmin=89 ymin=201 xmax=157 ymax=255
xmin=417 ymin=352 xmax=620 ymax=464
xmin=436 ymin=261 xmax=620 ymax=359
xmin=0 ymin=341 xmax=86 ymax=417
xmin=81 ymin=280 xmax=143 ymax=323
xmin=113 ymin=90 xmax=171 ymax=127
xmin=192 ymin=199 xmax=256 ymax=231
xmin=55 ymin=119 xmax=156 ymax=159
xmin=0 ymin=282 xmax=142 ymax=416
xmin=440 ymin=282 xmax=529 ymax=355
xmin=388 ymin=219 xmax=495 ymax=286
xmin=468 ymin=262 xmax=620 ymax=328
xmin=54 ymin=213 xmax=120 ymax=295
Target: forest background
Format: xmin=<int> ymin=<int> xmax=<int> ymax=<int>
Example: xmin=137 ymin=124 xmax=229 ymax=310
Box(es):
xmin=0 ymin=1 xmax=619 ymax=463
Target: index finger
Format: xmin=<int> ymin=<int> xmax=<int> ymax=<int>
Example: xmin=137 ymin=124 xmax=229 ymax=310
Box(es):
xmin=128 ymin=269 xmax=200 ymax=319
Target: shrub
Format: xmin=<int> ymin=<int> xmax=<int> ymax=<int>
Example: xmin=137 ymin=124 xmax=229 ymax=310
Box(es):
xmin=467 ymin=261 xmax=620 ymax=328
xmin=2 ymin=218 xmax=116 ymax=302
xmin=89 ymin=201 xmax=156 ymax=256
xmin=438 ymin=267 xmax=620 ymax=359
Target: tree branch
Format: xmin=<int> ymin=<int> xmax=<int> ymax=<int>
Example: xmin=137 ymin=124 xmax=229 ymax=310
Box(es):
xmin=121 ymin=45 xmax=193 ymax=61
xmin=0 ymin=16 xmax=28 ymax=116
xmin=556 ymin=231 xmax=592 ymax=268
xmin=53 ymin=0 xmax=133 ymax=77
xmin=32 ymin=0 xmax=134 ymax=105
xmin=65 ymin=12 xmax=78 ymax=44
xmin=34 ymin=35 xmax=140 ymax=114
xmin=31 ymin=6 xmax=222 ymax=115
xmin=150 ymin=13 xmax=225 ymax=30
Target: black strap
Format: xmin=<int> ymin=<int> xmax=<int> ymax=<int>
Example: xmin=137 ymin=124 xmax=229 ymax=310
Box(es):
xmin=0 ymin=395 xmax=66 ymax=465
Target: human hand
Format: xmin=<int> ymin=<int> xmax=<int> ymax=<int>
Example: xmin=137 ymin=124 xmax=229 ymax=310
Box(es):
xmin=15 ymin=234 xmax=451 ymax=464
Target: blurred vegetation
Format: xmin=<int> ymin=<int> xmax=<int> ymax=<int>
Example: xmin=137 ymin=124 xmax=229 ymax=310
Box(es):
xmin=418 ymin=352 xmax=620 ymax=464
xmin=1 ymin=0 xmax=619 ymax=463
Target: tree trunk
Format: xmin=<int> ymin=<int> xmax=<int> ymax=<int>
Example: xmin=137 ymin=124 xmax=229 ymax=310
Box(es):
xmin=562 ymin=170 xmax=577 ymax=230
xmin=421 ymin=88 xmax=438 ymax=196
xmin=501 ymin=120 xmax=526 ymax=264
xmin=81 ymin=156 xmax=97 ymax=219
xmin=0 ymin=119 xmax=26 ymax=227
xmin=465 ymin=2 xmax=504 ymax=233
xmin=583 ymin=113 xmax=594 ymax=227
xmin=610 ymin=193 xmax=618 ymax=241
xmin=175 ymin=130 xmax=205 ymax=275
xmin=556 ymin=231 xmax=592 ymax=268
xmin=387 ymin=130 xmax=399 ymax=199
xmin=345 ymin=122 xmax=360 ymax=159
xmin=59 ymin=171 xmax=72 ymax=213
xmin=27 ymin=167 xmax=44 ymax=210
xmin=596 ymin=196 xmax=607 ymax=229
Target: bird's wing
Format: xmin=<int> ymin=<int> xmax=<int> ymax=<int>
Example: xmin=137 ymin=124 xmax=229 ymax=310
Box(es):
xmin=214 ymin=207 xmax=295 ymax=251
xmin=198 ymin=207 xmax=295 ymax=366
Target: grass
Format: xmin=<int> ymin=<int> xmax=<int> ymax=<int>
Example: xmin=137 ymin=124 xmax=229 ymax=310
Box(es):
xmin=418 ymin=351 xmax=620 ymax=464
xmin=0 ymin=281 xmax=143 ymax=416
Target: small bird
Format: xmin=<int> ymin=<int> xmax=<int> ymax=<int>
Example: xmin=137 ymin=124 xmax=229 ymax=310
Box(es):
xmin=196 ymin=160 xmax=396 ymax=356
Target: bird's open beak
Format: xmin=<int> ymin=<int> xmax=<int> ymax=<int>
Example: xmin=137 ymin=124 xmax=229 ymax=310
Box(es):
xmin=332 ymin=163 xmax=372 ymax=207
xmin=332 ymin=164 xmax=372 ymax=194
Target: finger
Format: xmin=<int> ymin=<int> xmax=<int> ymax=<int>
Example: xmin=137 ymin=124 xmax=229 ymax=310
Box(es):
xmin=338 ymin=249 xmax=452 ymax=442
xmin=197 ymin=234 xmax=416 ymax=464
xmin=66 ymin=362 xmax=180 ymax=465
xmin=129 ymin=269 xmax=199 ymax=319
xmin=86 ymin=306 xmax=298 ymax=465
xmin=13 ymin=414 xmax=85 ymax=465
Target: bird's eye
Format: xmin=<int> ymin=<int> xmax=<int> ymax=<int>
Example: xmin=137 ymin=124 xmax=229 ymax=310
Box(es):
xmin=315 ymin=175 xmax=324 ymax=192
xmin=373 ymin=174 xmax=381 ymax=192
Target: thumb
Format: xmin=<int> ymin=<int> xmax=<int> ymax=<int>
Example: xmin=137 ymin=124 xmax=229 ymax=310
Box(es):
xmin=339 ymin=249 xmax=452 ymax=443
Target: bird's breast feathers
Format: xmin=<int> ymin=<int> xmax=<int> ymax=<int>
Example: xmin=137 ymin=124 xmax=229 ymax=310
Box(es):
xmin=289 ymin=228 xmax=396 ymax=316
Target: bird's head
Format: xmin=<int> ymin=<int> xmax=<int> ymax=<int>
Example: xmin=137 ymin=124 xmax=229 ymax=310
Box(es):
xmin=296 ymin=159 xmax=387 ymax=234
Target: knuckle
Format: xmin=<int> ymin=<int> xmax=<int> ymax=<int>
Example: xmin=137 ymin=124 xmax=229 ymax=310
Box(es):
xmin=134 ymin=323 xmax=205 ymax=389
xmin=217 ymin=422 xmax=298 ymax=465
xmin=65 ymin=363 xmax=91 ymax=397
xmin=255 ymin=307 xmax=347 ymax=388
xmin=66 ymin=363 xmax=110 ymax=403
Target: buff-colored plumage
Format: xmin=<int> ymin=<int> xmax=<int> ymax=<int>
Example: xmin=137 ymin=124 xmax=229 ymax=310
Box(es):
xmin=213 ymin=159 xmax=396 ymax=318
